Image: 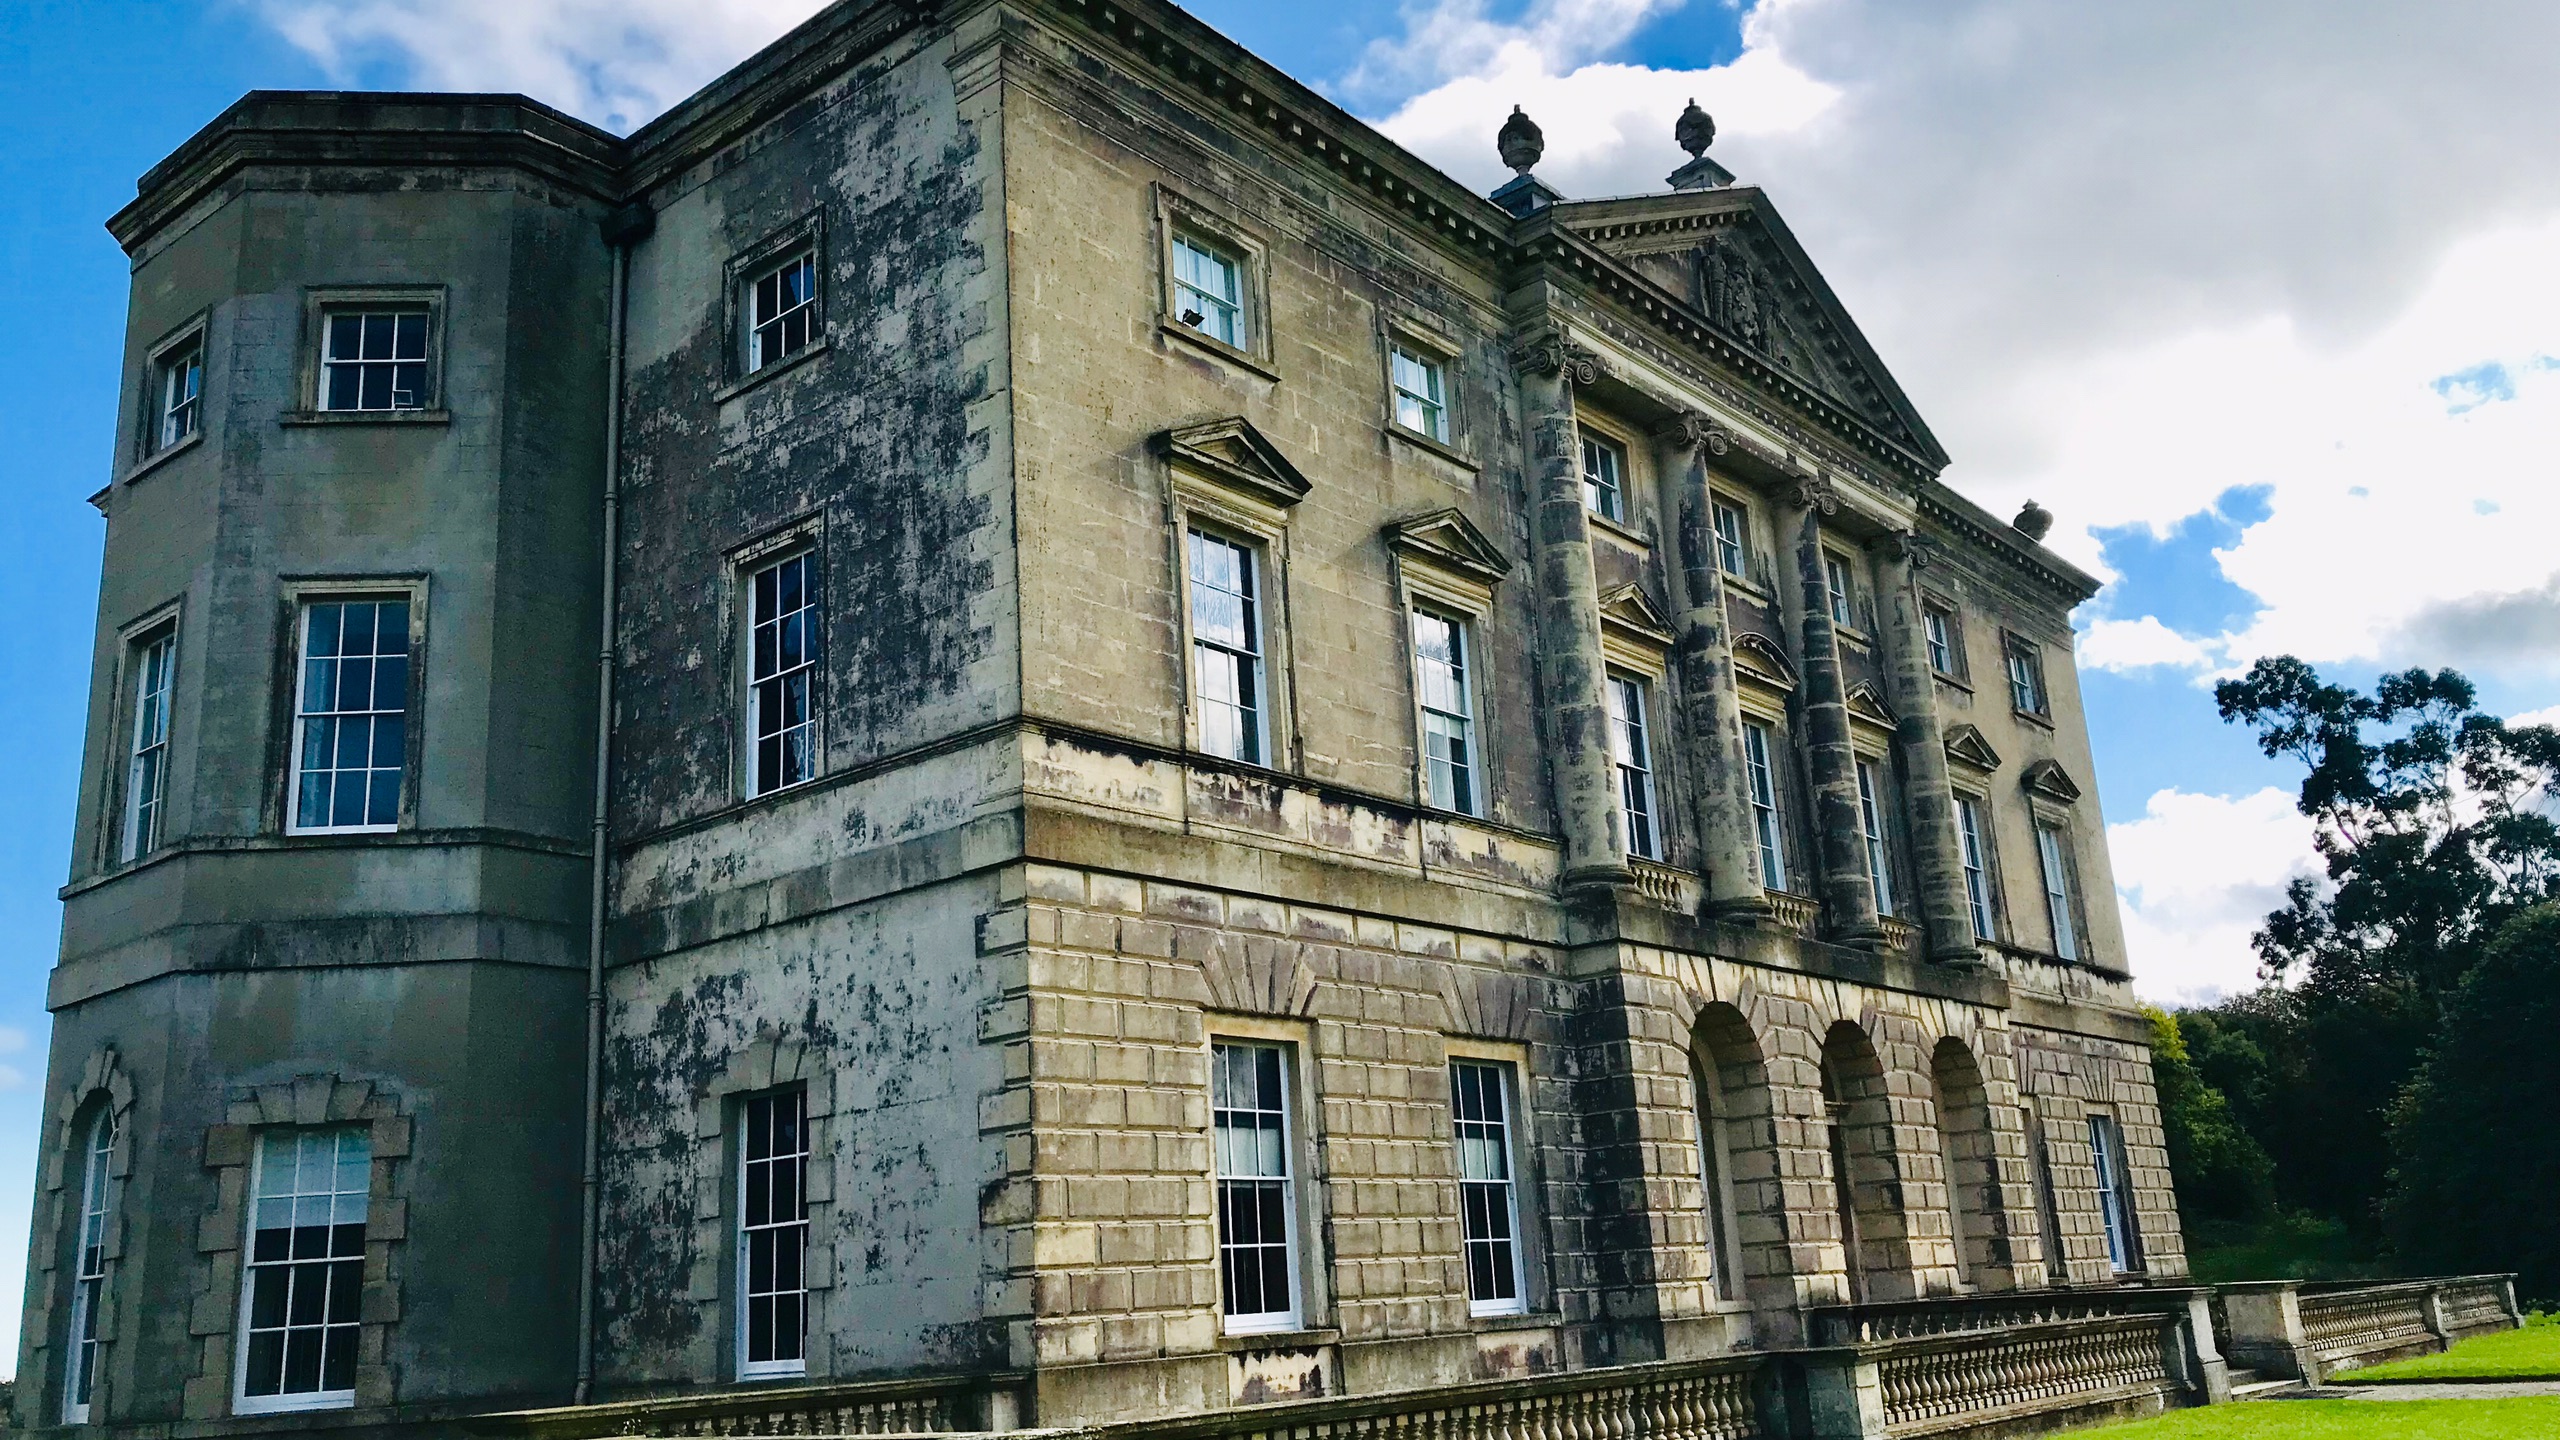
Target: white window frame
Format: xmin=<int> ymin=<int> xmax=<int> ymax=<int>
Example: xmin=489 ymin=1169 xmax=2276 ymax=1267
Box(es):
xmin=1449 ymin=1058 xmax=1529 ymax=1317
xmin=1957 ymin=797 xmax=1995 ymax=940
xmin=64 ymin=1108 xmax=116 ymax=1425
xmin=316 ymin=309 xmax=433 ymax=413
xmin=154 ymin=337 xmax=203 ymax=454
xmin=2087 ymin=1114 xmax=2143 ymax=1274
xmin=1389 ymin=342 xmax=1450 ymax=443
xmin=1857 ymin=760 xmax=1895 ymax=917
xmin=737 ymin=1087 xmax=811 ymax=1379
xmin=287 ymin=595 xmax=413 ymax=836
xmin=745 ymin=548 xmax=821 ymax=798
xmin=1825 ymin=553 xmax=1855 ymax=628
xmin=1923 ymin=605 xmax=1960 ymax=677
xmin=1187 ymin=528 xmax=1270 ymax=767
xmin=1607 ymin=674 xmax=1660 ymax=861
xmin=1579 ymin=429 xmax=1626 ymax=524
xmin=1412 ymin=608 xmax=1479 ymax=817
xmin=233 ymin=1129 xmax=369 ymax=1415
xmin=123 ymin=627 xmax=177 ymax=862
xmin=1743 ymin=721 xmax=1788 ymax=891
xmin=743 ymin=248 xmax=820 ymax=375
xmin=1210 ymin=1039 xmax=1304 ymax=1334
xmin=2005 ymin=639 xmax=2048 ymax=716
xmin=1172 ymin=233 xmax=1248 ymax=351
xmin=2037 ymin=822 xmax=2080 ymax=961
xmin=1711 ymin=497 xmax=1749 ymax=579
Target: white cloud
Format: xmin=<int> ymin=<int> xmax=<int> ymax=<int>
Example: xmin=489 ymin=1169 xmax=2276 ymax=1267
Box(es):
xmin=2078 ymin=616 xmax=2217 ymax=676
xmin=2107 ymin=788 xmax=2320 ymax=1007
xmin=253 ymin=0 xmax=833 ymax=131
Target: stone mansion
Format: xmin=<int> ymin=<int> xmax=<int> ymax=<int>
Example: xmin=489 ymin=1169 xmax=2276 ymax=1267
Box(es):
xmin=19 ymin=0 xmax=2183 ymax=1432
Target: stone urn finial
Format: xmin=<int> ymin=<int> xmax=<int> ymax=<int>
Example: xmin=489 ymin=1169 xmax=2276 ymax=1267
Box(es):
xmin=1498 ymin=106 xmax=1545 ymax=176
xmin=2013 ymin=498 xmax=2054 ymax=542
xmin=1676 ymin=99 xmax=1715 ymax=159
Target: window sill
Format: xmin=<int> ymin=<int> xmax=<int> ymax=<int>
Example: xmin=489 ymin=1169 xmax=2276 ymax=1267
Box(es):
xmin=232 ymin=1392 xmax=355 ymax=1417
xmin=715 ymin=340 xmax=832 ymax=405
xmin=1161 ymin=321 xmax=1281 ymax=383
xmin=283 ymin=824 xmax=402 ymax=839
xmin=122 ymin=429 xmax=205 ymax=484
xmin=1835 ymin=624 xmax=1875 ymax=651
xmin=1385 ymin=423 xmax=1479 ymax=473
xmin=1721 ymin=573 xmax=1772 ymax=606
xmin=279 ymin=409 xmax=451 ymax=427
xmin=1468 ymin=1310 xmax=1558 ymax=1333
xmin=1933 ymin=669 xmax=1973 ymax=694
xmin=1588 ymin=511 xmax=1653 ymax=550
xmin=1216 ymin=1326 xmax=1339 ymax=1351
xmin=2012 ymin=707 xmax=2056 ymax=731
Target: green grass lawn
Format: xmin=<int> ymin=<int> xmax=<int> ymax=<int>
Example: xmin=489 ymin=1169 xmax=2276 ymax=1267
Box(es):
xmin=2074 ymin=1399 xmax=2560 ymax=1438
xmin=2333 ymin=1314 xmax=2560 ymax=1382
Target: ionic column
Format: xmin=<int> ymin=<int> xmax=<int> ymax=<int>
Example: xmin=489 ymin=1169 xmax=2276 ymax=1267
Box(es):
xmin=1780 ymin=479 xmax=1883 ymax=945
xmin=1515 ymin=333 xmax=1628 ymax=890
xmin=1659 ymin=413 xmax=1766 ymax=917
xmin=1878 ymin=534 xmax=1981 ymax=963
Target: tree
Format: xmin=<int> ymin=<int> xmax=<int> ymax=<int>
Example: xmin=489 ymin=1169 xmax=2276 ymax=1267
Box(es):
xmin=2212 ymin=658 xmax=2560 ymax=1231
xmin=2385 ymin=904 xmax=2560 ymax=1300
xmin=2145 ymin=1007 xmax=2275 ymax=1228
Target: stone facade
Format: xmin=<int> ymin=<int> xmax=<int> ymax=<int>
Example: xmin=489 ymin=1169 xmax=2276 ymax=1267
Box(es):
xmin=21 ymin=0 xmax=2183 ymax=1433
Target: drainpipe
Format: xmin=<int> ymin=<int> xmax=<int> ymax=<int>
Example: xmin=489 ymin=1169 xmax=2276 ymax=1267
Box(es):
xmin=577 ymin=200 xmax=653 ymax=1407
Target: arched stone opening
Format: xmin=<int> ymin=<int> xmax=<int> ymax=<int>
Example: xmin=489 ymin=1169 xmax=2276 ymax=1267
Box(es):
xmin=1688 ymin=1002 xmax=1795 ymax=1311
xmin=1820 ymin=1020 xmax=1919 ymax=1303
xmin=1930 ymin=1036 xmax=2015 ymax=1291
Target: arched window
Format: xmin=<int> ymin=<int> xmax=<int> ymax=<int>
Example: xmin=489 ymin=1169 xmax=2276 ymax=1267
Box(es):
xmin=1930 ymin=1038 xmax=2012 ymax=1291
xmin=1689 ymin=1003 xmax=1788 ymax=1307
xmin=1821 ymin=1021 xmax=1918 ymax=1304
xmin=65 ymin=1107 xmax=116 ymax=1424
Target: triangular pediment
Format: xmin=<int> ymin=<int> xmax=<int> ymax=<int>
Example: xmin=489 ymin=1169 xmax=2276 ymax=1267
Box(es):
xmin=1550 ymin=189 xmax=1945 ymax=468
xmin=1152 ymin=416 xmax=1310 ymax=509
xmin=2020 ymin=758 xmax=2083 ymax=804
xmin=1845 ymin=681 xmax=1899 ymax=731
xmin=1598 ymin=584 xmax=1676 ymax=648
xmin=1732 ymin=631 xmax=1797 ymax=692
xmin=1385 ymin=508 xmax=1511 ymax=585
xmin=1943 ymin=723 xmax=2003 ymax=773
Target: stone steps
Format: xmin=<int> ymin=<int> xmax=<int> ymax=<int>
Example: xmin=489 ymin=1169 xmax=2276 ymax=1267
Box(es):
xmin=2227 ymin=1367 xmax=2307 ymax=1401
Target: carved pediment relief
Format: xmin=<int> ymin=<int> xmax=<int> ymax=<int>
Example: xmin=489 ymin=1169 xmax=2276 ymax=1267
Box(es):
xmin=1732 ymin=631 xmax=1797 ymax=692
xmin=1386 ymin=508 xmax=1511 ymax=587
xmin=1943 ymin=723 xmax=2003 ymax=773
xmin=2020 ymin=757 xmax=2083 ymax=804
xmin=1152 ymin=416 xmax=1310 ymax=511
xmin=1845 ymin=680 xmax=1899 ymax=731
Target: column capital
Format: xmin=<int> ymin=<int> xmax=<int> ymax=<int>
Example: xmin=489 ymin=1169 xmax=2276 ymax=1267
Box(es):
xmin=1883 ymin=529 xmax=1945 ymax=571
xmin=1509 ymin=329 xmax=1606 ymax=386
xmin=1785 ymin=470 xmax=1843 ymax=516
xmin=1658 ymin=408 xmax=1733 ymax=458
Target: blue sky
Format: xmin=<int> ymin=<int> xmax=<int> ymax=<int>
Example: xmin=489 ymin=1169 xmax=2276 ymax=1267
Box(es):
xmin=4 ymin=0 xmax=2558 ymax=1372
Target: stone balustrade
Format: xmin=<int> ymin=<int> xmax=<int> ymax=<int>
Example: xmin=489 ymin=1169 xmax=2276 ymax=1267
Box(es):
xmin=1867 ymin=1314 xmax=2181 ymax=1436
xmin=1765 ymin=889 xmax=1819 ymax=936
xmin=464 ymin=1371 xmax=1029 ymax=1439
xmin=1084 ymin=1357 xmax=1760 ymax=1440
xmin=2218 ymin=1274 xmax=2519 ymax=1383
xmin=2434 ymin=1275 xmax=2522 ymax=1341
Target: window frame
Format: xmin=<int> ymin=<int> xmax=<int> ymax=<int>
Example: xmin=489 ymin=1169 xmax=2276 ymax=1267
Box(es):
xmin=736 ymin=1086 xmax=812 ymax=1380
xmin=121 ymin=620 xmax=180 ymax=863
xmin=739 ymin=540 xmax=824 ymax=801
xmin=2035 ymin=821 xmax=2082 ymax=962
xmin=147 ymin=327 xmax=206 ymax=458
xmin=1922 ymin=600 xmax=1966 ymax=680
xmin=2003 ymin=634 xmax=2051 ymax=717
xmin=1386 ymin=336 xmax=1455 ymax=447
xmin=720 ymin=214 xmax=828 ymax=393
xmin=1156 ymin=189 xmax=1275 ymax=372
xmin=1824 ymin=552 xmax=1857 ymax=629
xmin=1446 ymin=1052 xmax=1533 ymax=1319
xmin=299 ymin=288 xmax=445 ymax=418
xmin=282 ymin=583 xmax=424 ymax=838
xmin=1410 ymin=607 xmax=1481 ymax=818
xmin=1606 ymin=672 xmax=1661 ymax=861
xmin=1185 ymin=526 xmax=1273 ymax=768
xmin=2087 ymin=1112 xmax=2145 ymax=1275
xmin=742 ymin=248 xmax=822 ymax=378
xmin=1208 ymin=1035 xmax=1311 ymax=1335
xmin=1956 ymin=794 xmax=1997 ymax=940
xmin=1856 ymin=758 xmax=1896 ymax=918
xmin=63 ymin=1106 xmax=117 ymax=1425
xmin=232 ymin=1128 xmax=371 ymax=1416
xmin=1742 ymin=720 xmax=1789 ymax=892
xmin=1710 ymin=494 xmax=1751 ymax=580
xmin=1578 ymin=427 xmax=1628 ymax=525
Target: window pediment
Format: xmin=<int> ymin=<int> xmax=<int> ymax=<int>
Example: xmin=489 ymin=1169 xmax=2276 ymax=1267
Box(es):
xmin=1153 ymin=416 xmax=1309 ymax=511
xmin=1732 ymin=631 xmax=1797 ymax=693
xmin=1386 ymin=508 xmax=1511 ymax=590
xmin=1599 ymin=584 xmax=1675 ymax=673
xmin=1845 ymin=680 xmax=1898 ymax=731
xmin=1944 ymin=723 xmax=2003 ymax=774
xmin=2020 ymin=757 xmax=2082 ymax=804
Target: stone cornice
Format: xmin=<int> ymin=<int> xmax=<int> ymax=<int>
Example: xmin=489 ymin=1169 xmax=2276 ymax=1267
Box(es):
xmin=107 ymin=91 xmax=626 ymax=253
xmin=1915 ymin=484 xmax=2102 ymax=605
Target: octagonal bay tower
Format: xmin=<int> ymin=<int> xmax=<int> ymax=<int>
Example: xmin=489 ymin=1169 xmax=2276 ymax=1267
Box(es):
xmin=20 ymin=1 xmax=2187 ymax=1434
